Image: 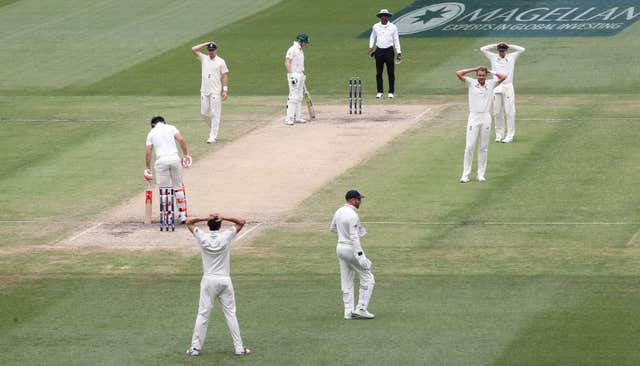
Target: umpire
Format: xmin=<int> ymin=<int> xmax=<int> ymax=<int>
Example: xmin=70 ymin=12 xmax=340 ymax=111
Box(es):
xmin=368 ymin=8 xmax=402 ymax=99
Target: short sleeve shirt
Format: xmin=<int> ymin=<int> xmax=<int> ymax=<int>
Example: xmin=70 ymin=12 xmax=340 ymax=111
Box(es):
xmin=465 ymin=77 xmax=498 ymax=113
xmin=145 ymin=123 xmax=179 ymax=159
xmin=285 ymin=42 xmax=305 ymax=73
xmin=192 ymin=226 xmax=237 ymax=276
xmin=198 ymin=54 xmax=229 ymax=95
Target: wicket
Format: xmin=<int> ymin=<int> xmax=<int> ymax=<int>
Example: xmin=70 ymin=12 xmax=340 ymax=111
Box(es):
xmin=159 ymin=187 xmax=175 ymax=232
xmin=348 ymin=77 xmax=362 ymax=114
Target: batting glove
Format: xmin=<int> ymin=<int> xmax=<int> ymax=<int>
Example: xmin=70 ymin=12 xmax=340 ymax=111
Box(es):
xmin=288 ymin=73 xmax=298 ymax=85
xmin=182 ymin=155 xmax=193 ymax=168
xmin=144 ymin=169 xmax=153 ymax=181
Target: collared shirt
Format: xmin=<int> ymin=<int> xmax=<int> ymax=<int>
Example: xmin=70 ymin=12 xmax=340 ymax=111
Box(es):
xmin=145 ymin=123 xmax=180 ymax=159
xmin=369 ymin=22 xmax=401 ymax=53
xmin=285 ymin=41 xmax=305 ymax=73
xmin=198 ymin=53 xmax=229 ymax=95
xmin=192 ymin=226 xmax=237 ymax=276
xmin=480 ymin=44 xmax=525 ymax=85
xmin=330 ymin=204 xmax=362 ymax=245
xmin=465 ymin=77 xmax=499 ymax=113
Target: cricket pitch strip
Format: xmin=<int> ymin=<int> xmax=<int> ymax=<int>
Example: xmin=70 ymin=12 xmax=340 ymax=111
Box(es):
xmin=59 ymin=103 xmax=445 ymax=251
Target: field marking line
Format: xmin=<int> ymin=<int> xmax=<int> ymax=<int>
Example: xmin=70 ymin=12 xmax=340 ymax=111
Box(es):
xmin=234 ymin=222 xmax=263 ymax=241
xmin=626 ymin=228 xmax=640 ymax=246
xmin=67 ymin=222 xmax=103 ymax=242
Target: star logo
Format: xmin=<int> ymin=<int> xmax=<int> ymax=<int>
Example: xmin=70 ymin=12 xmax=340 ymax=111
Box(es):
xmin=395 ymin=2 xmax=466 ymax=35
xmin=412 ymin=7 xmax=450 ymax=25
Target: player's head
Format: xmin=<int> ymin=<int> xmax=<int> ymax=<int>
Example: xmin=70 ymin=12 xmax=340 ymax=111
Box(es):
xmin=207 ymin=218 xmax=222 ymax=231
xmin=296 ymin=33 xmax=309 ymax=47
xmin=345 ymin=189 xmax=365 ymax=209
xmin=207 ymin=42 xmax=217 ymax=57
xmin=377 ymin=9 xmax=392 ymax=23
xmin=150 ymin=115 xmax=165 ymax=127
xmin=476 ymin=67 xmax=488 ymax=84
xmin=497 ymin=42 xmax=509 ymax=57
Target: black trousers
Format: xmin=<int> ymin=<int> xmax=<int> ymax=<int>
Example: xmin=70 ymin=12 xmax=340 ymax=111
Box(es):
xmin=375 ymin=46 xmax=395 ymax=93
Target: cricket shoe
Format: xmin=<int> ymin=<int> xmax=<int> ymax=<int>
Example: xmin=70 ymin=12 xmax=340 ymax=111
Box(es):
xmin=234 ymin=347 xmax=251 ymax=356
xmin=353 ymin=308 xmax=375 ymax=319
xmin=375 ymin=93 xmax=383 ymax=99
xmin=460 ymin=176 xmax=470 ymax=183
xmin=284 ymin=119 xmax=294 ymax=125
xmin=294 ymin=118 xmax=307 ymax=123
xmin=495 ymin=137 xmax=503 ymax=142
xmin=477 ymin=176 xmax=486 ymax=182
xmin=344 ymin=310 xmax=354 ymax=320
xmin=186 ymin=347 xmax=201 ymax=356
xmin=501 ymin=137 xmax=513 ymax=143
xmin=388 ymin=93 xmax=394 ymax=99
xmin=206 ymin=138 xmax=216 ymax=144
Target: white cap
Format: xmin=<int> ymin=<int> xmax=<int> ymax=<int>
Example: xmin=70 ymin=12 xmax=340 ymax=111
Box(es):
xmin=377 ymin=9 xmax=393 ymax=18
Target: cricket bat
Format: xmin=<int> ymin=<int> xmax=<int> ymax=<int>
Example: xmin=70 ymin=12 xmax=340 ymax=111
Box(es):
xmin=144 ymin=181 xmax=153 ymax=224
xmin=304 ymin=86 xmax=316 ymax=119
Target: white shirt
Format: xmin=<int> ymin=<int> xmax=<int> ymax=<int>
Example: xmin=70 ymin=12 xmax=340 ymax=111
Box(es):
xmin=192 ymin=226 xmax=237 ymax=276
xmin=198 ymin=53 xmax=229 ymax=95
xmin=369 ymin=22 xmax=401 ymax=53
xmin=285 ymin=42 xmax=305 ymax=73
xmin=145 ymin=123 xmax=180 ymax=159
xmin=465 ymin=77 xmax=499 ymax=113
xmin=480 ymin=44 xmax=525 ymax=86
xmin=330 ymin=204 xmax=366 ymax=246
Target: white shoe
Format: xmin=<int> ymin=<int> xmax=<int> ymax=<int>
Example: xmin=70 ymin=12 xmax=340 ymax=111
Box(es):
xmin=206 ymin=138 xmax=216 ymax=144
xmin=460 ymin=176 xmax=470 ymax=183
xmin=477 ymin=176 xmax=486 ymax=182
xmin=234 ymin=347 xmax=251 ymax=356
xmin=353 ymin=308 xmax=375 ymax=319
xmin=186 ymin=347 xmax=201 ymax=356
xmin=375 ymin=93 xmax=383 ymax=99
xmin=495 ymin=137 xmax=503 ymax=142
xmin=387 ymin=93 xmax=394 ymax=99
xmin=294 ymin=118 xmax=306 ymax=123
xmin=284 ymin=119 xmax=294 ymax=125
xmin=501 ymin=137 xmax=513 ymax=143
xmin=344 ymin=310 xmax=354 ymax=320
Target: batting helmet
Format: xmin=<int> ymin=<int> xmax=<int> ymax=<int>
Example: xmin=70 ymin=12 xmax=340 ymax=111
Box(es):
xmin=150 ymin=115 xmax=165 ymax=126
xmin=296 ymin=33 xmax=309 ymax=43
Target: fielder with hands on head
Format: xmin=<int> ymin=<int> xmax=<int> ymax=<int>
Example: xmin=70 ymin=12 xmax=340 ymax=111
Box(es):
xmin=144 ymin=116 xmax=191 ymax=224
xmin=480 ymin=41 xmax=525 ymax=143
xmin=330 ymin=190 xmax=375 ymax=320
xmin=191 ymin=41 xmax=229 ymax=144
xmin=284 ymin=33 xmax=309 ymax=125
xmin=184 ymin=212 xmax=251 ymax=357
xmin=456 ymin=67 xmax=506 ymax=183
xmin=368 ymin=8 xmax=401 ymax=99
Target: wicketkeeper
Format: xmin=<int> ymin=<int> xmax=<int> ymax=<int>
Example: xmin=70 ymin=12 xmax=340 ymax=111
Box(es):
xmin=144 ymin=115 xmax=191 ymax=224
xmin=284 ymin=33 xmax=309 ymax=125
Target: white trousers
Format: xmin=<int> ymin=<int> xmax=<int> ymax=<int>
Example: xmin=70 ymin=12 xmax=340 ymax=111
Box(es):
xmin=493 ymin=84 xmax=516 ymax=140
xmin=286 ymin=73 xmax=306 ymax=122
xmin=336 ymin=244 xmax=375 ymax=312
xmin=154 ymin=155 xmax=183 ymax=189
xmin=462 ymin=112 xmax=491 ymax=179
xmin=190 ymin=275 xmax=245 ymax=353
xmin=201 ymin=94 xmax=222 ymax=141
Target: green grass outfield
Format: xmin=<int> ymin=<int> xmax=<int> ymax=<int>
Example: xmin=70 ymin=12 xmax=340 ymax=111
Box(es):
xmin=1 ymin=0 xmax=640 ymax=365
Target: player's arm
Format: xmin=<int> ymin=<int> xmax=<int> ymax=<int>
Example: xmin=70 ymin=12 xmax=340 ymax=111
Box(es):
xmin=509 ymin=43 xmax=526 ymax=57
xmin=480 ymin=43 xmax=497 ymax=58
xmin=221 ymin=72 xmax=228 ymax=101
xmin=185 ymin=214 xmax=215 ymax=233
xmin=492 ymin=71 xmax=507 ymax=84
xmin=175 ymin=132 xmax=188 ymax=157
xmin=284 ymin=57 xmax=293 ymax=74
xmin=191 ymin=42 xmax=210 ymax=57
xmin=393 ymin=25 xmax=401 ymax=59
xmin=456 ymin=67 xmax=478 ymax=82
xmin=220 ymin=215 xmax=246 ymax=233
xmin=145 ymin=145 xmax=153 ymax=170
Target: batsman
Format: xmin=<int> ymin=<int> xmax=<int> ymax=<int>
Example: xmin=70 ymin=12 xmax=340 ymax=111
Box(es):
xmin=284 ymin=32 xmax=310 ymax=125
xmin=144 ymin=115 xmax=192 ymax=226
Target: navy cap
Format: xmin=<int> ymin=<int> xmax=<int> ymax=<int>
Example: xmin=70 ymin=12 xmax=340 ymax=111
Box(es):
xmin=497 ymin=42 xmax=509 ymax=50
xmin=207 ymin=42 xmax=217 ymax=51
xmin=345 ymin=190 xmax=365 ymax=200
